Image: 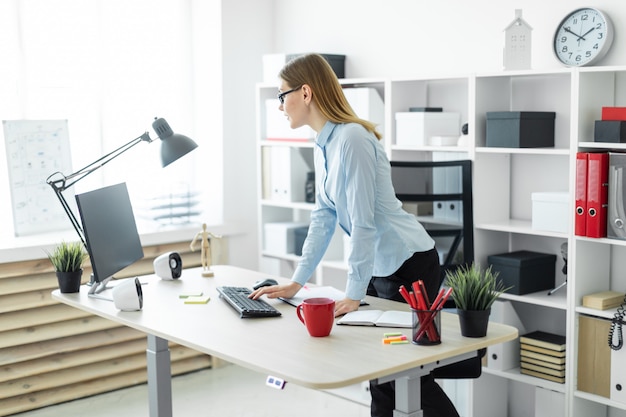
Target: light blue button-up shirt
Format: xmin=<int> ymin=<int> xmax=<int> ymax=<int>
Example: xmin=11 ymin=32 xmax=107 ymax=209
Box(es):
xmin=292 ymin=121 xmax=435 ymax=301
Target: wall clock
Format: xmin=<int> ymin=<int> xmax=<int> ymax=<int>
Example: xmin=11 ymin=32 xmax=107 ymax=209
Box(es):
xmin=553 ymin=8 xmax=614 ymax=67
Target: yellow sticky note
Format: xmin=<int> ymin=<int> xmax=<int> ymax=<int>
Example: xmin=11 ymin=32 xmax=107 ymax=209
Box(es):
xmin=184 ymin=296 xmax=210 ymax=304
xmin=179 ymin=291 xmax=204 ymax=299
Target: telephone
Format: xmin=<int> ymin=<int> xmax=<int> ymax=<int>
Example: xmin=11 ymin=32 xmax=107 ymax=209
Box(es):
xmin=608 ymin=293 xmax=626 ymax=350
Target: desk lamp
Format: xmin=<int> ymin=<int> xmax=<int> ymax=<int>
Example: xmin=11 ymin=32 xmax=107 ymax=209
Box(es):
xmin=46 ymin=117 xmax=198 ymax=294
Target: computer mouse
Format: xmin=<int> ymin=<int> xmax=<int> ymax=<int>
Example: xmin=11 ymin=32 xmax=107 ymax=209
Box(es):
xmin=253 ymin=278 xmax=278 ymax=290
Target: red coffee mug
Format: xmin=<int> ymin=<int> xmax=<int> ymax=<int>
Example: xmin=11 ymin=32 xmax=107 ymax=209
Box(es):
xmin=296 ymin=297 xmax=335 ymax=337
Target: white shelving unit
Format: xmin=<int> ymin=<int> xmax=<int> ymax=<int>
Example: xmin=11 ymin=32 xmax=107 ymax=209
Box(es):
xmin=255 ymin=66 xmax=626 ymax=417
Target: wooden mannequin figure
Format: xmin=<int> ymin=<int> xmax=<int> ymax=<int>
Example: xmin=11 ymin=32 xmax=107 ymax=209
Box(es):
xmin=190 ymin=223 xmax=221 ymax=277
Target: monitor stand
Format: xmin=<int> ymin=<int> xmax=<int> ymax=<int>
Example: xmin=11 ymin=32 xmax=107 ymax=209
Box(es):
xmin=88 ymin=274 xmax=114 ymax=296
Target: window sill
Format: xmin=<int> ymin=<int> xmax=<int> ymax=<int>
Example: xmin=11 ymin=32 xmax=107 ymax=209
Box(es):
xmin=0 ymin=222 xmax=242 ymax=264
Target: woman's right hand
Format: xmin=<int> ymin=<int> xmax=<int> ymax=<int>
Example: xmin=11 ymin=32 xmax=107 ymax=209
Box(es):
xmin=249 ymin=281 xmax=302 ymax=300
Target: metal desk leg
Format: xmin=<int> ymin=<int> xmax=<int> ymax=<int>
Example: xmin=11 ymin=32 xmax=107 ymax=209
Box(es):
xmin=394 ymin=374 xmax=423 ymax=417
xmin=373 ymin=351 xmax=477 ymax=417
xmin=147 ymin=334 xmax=173 ymax=417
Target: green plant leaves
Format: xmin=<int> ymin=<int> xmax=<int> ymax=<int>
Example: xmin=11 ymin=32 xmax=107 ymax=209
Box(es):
xmin=444 ymin=263 xmax=511 ymax=311
xmin=46 ymin=241 xmax=87 ymax=273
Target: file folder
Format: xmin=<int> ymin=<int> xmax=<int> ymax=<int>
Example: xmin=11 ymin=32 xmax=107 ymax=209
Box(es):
xmin=269 ymin=146 xmax=310 ymax=202
xmin=608 ymin=152 xmax=626 ymax=240
xmin=586 ymin=152 xmax=609 ymax=238
xmin=575 ymin=152 xmax=588 ymax=236
xmin=611 ymin=344 xmax=626 ymax=403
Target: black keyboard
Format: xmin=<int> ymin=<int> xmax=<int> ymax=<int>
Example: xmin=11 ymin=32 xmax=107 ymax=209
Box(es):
xmin=217 ymin=286 xmax=282 ymax=318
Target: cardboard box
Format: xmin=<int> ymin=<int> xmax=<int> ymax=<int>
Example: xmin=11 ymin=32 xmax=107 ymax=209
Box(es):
xmin=578 ymin=315 xmax=611 ymax=398
xmin=531 ymin=192 xmax=570 ymax=233
xmin=486 ymin=111 xmax=555 ymax=148
xmin=395 ymin=112 xmax=460 ymax=147
xmin=582 ymin=290 xmax=625 ymax=310
xmin=487 ymin=250 xmax=556 ymax=295
xmin=594 ymin=120 xmax=626 ymax=143
xmin=264 ymin=222 xmax=309 ymax=255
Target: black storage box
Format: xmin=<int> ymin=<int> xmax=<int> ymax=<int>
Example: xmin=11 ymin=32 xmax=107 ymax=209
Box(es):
xmin=594 ymin=120 xmax=626 ymax=143
xmin=486 ymin=111 xmax=556 ymax=148
xmin=287 ymin=53 xmax=345 ymax=79
xmin=293 ymin=226 xmax=309 ymax=256
xmin=487 ymin=250 xmax=556 ymax=295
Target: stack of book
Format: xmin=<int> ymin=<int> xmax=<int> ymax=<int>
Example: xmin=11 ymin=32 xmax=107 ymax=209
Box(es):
xmin=520 ymin=331 xmax=566 ymax=383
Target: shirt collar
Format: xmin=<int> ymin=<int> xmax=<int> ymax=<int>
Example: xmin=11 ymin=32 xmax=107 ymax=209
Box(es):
xmin=315 ymin=121 xmax=338 ymax=147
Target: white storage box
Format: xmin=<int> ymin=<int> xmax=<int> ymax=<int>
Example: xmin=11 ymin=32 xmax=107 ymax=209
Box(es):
xmin=531 ymin=192 xmax=570 ymax=233
xmin=395 ymin=112 xmax=460 ymax=147
xmin=264 ymin=222 xmax=309 ymax=255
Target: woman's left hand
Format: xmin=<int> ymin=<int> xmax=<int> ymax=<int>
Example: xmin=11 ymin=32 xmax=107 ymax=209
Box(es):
xmin=334 ymin=298 xmax=361 ymax=317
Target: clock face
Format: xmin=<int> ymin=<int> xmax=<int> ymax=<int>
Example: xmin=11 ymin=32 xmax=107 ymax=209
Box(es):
xmin=553 ymin=8 xmax=614 ymax=67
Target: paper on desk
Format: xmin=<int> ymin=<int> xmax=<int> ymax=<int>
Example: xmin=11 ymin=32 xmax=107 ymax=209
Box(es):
xmin=280 ymin=286 xmax=367 ymax=307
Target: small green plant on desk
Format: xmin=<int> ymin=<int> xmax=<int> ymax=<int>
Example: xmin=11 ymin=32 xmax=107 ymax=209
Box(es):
xmin=47 ymin=241 xmax=87 ymax=272
xmin=47 ymin=241 xmax=87 ymax=293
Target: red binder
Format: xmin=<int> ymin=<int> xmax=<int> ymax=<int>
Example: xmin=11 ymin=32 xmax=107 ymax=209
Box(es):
xmin=575 ymin=152 xmax=588 ymax=236
xmin=586 ymin=152 xmax=609 ymax=238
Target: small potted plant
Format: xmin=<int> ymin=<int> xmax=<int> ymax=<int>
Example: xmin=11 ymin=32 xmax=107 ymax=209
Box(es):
xmin=444 ymin=263 xmax=511 ymax=337
xmin=46 ymin=241 xmax=87 ymax=293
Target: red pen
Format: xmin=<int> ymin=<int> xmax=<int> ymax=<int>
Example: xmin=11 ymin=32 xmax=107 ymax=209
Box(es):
xmin=430 ymin=288 xmax=447 ymax=310
xmin=435 ymin=287 xmax=453 ymax=310
xmin=399 ymin=285 xmax=416 ymax=308
xmin=418 ymin=280 xmax=431 ymax=308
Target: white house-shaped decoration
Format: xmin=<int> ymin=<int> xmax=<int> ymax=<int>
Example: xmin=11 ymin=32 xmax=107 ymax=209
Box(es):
xmin=503 ymin=9 xmax=532 ymax=70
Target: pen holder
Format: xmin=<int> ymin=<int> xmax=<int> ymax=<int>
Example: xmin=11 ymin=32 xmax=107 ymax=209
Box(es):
xmin=411 ymin=308 xmax=441 ymax=345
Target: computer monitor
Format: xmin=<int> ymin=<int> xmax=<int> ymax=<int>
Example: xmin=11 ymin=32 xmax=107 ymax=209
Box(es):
xmin=75 ymin=182 xmax=144 ymax=284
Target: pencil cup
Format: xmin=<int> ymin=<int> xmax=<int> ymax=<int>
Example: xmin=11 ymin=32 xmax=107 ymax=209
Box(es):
xmin=411 ymin=308 xmax=441 ymax=345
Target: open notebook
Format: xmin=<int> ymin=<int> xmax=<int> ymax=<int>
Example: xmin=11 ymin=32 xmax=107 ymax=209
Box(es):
xmin=280 ymin=286 xmax=367 ymax=307
xmin=337 ymin=310 xmax=412 ymax=328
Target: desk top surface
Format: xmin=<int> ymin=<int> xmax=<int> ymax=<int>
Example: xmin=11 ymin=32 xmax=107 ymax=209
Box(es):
xmin=52 ymin=265 xmax=517 ymax=389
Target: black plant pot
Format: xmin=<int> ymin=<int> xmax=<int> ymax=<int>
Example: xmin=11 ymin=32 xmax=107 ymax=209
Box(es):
xmin=457 ymin=308 xmax=491 ymax=338
xmin=56 ymin=269 xmax=83 ymax=293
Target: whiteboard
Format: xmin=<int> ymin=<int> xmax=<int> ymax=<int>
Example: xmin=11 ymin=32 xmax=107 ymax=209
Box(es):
xmin=3 ymin=120 xmax=74 ymax=236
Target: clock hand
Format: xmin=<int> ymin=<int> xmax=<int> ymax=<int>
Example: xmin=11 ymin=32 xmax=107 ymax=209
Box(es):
xmin=564 ymin=27 xmax=584 ymax=41
xmin=579 ymin=27 xmax=596 ymax=40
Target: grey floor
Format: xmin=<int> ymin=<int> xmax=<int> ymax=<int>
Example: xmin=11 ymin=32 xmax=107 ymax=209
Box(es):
xmin=12 ymin=364 xmax=371 ymax=417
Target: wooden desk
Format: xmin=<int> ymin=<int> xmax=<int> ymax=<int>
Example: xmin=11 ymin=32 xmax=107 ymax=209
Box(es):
xmin=52 ymin=265 xmax=517 ymax=417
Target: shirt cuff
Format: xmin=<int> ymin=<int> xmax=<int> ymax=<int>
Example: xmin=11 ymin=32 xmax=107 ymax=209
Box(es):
xmin=345 ymin=278 xmax=369 ymax=302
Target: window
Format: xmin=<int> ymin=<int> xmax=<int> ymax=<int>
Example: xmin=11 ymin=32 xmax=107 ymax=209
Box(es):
xmin=0 ymin=0 xmax=222 ymax=241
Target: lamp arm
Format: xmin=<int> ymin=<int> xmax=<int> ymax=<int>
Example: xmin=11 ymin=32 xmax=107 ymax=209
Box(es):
xmin=49 ymin=182 xmax=88 ymax=248
xmin=47 ymin=132 xmax=153 ymax=191
xmin=45 ymin=131 xmax=153 ymax=247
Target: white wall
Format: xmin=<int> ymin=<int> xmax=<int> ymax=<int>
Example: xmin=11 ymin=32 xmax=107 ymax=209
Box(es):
xmin=222 ymin=0 xmax=626 ymax=271
xmin=271 ymin=0 xmax=626 ymax=77
xmin=220 ymin=0 xmax=273 ymax=269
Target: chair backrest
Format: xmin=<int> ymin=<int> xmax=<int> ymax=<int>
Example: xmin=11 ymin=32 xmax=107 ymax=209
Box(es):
xmin=390 ymin=159 xmax=474 ymax=278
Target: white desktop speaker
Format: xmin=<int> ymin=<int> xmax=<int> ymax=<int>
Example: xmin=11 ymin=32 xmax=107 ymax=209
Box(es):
xmin=112 ymin=277 xmax=143 ymax=311
xmin=153 ymin=251 xmax=183 ymax=280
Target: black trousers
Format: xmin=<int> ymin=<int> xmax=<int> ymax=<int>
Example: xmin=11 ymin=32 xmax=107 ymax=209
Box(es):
xmin=367 ymin=248 xmax=460 ymax=417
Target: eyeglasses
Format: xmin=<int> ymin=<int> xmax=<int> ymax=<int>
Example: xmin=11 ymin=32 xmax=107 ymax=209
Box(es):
xmin=277 ymin=85 xmax=302 ymax=104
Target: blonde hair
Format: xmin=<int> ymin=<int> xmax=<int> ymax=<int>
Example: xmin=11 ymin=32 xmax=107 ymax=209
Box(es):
xmin=279 ymin=54 xmax=382 ymax=140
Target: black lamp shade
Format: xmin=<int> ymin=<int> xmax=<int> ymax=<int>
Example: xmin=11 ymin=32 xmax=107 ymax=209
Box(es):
xmin=160 ymin=133 xmax=198 ymax=167
xmin=152 ymin=117 xmax=199 ymax=167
